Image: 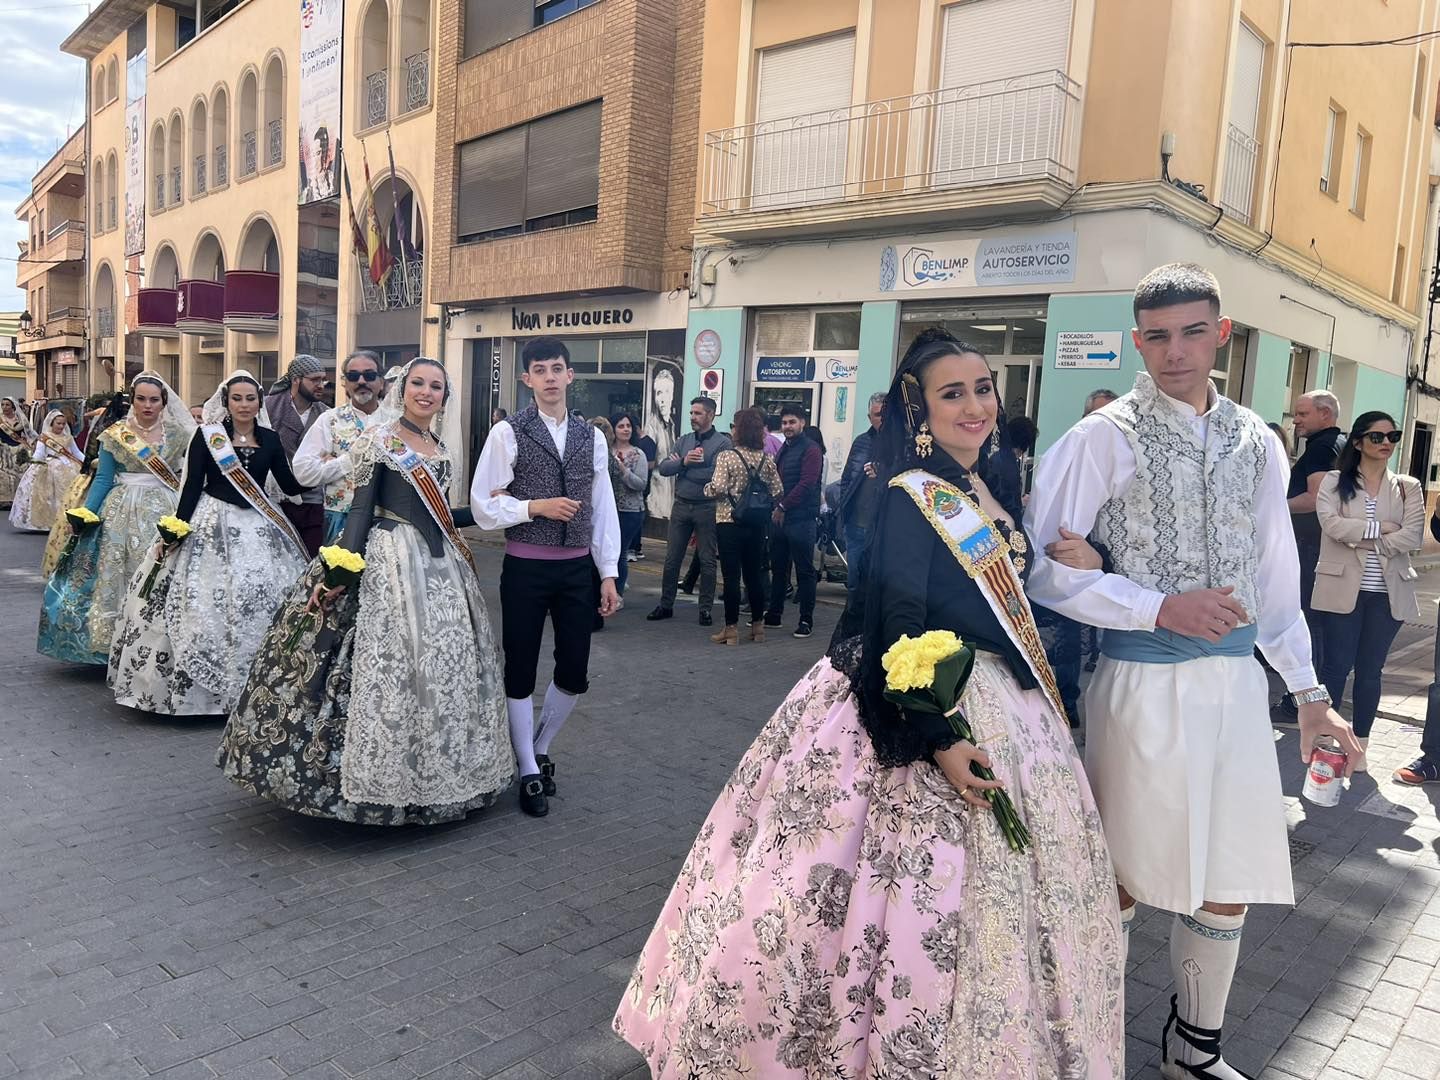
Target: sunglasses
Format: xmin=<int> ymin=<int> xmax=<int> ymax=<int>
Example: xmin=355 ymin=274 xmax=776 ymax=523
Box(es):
xmin=345 ymin=370 xmax=380 ymax=383
xmin=1362 ymin=431 xmax=1402 ymax=445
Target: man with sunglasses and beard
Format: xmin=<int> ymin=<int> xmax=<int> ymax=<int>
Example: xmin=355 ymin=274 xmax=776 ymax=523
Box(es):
xmin=293 ymin=350 xmax=385 ymax=545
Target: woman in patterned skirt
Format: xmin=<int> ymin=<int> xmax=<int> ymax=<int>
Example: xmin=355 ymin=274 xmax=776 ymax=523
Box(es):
xmin=614 ymin=329 xmax=1124 ymax=1079
xmin=38 ymin=377 xmax=193 ymax=665
xmin=8 ymin=411 xmax=83 ymax=532
xmin=107 ymin=371 xmax=308 ymax=714
xmin=0 ymin=396 xmax=35 ymax=508
xmin=217 ymin=358 xmax=513 ymax=825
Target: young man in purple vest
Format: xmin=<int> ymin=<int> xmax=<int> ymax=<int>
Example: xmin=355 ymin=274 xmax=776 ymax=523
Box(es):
xmin=471 ymin=337 xmax=621 ymax=817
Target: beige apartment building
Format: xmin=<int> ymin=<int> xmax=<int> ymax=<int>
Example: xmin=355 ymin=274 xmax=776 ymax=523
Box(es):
xmin=432 ymin=0 xmax=703 ymax=502
xmin=63 ymin=0 xmax=438 ymax=407
xmin=13 ymin=129 xmax=89 ymax=399
xmin=680 ymin=0 xmax=1440 ymax=485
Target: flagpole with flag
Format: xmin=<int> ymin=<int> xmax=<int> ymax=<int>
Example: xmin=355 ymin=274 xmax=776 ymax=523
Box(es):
xmin=385 ymin=127 xmax=412 ymax=305
xmin=338 ymin=141 xmax=369 ymax=280
xmin=359 ymin=138 xmax=394 ymax=302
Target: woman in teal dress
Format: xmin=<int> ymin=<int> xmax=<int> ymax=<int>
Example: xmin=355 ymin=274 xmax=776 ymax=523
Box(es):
xmin=38 ymin=374 xmax=193 ymax=664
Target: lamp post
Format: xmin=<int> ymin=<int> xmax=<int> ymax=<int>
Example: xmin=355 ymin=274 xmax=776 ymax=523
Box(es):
xmin=17 ymin=310 xmax=46 ymax=340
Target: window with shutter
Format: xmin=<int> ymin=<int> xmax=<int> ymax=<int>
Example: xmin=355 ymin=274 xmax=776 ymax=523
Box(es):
xmin=526 ymin=101 xmax=602 ymax=220
xmin=1219 ymin=23 xmax=1265 ymax=225
xmin=934 ymin=0 xmax=1072 ymax=186
xmin=751 ymin=33 xmax=855 ymax=209
xmin=457 ymin=127 xmax=526 ymax=242
xmin=455 ymin=102 xmax=603 ymax=243
xmin=464 ymin=0 xmax=532 ymax=59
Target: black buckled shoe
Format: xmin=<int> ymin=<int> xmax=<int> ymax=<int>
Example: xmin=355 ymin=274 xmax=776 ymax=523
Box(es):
xmin=698 ymin=610 xmax=713 ymax=627
xmin=646 ymin=605 xmax=673 ymax=621
xmin=1161 ymin=995 xmax=1254 ymax=1079
xmin=536 ymin=754 xmax=557 ymax=796
xmin=519 ymin=775 xmax=549 ymax=817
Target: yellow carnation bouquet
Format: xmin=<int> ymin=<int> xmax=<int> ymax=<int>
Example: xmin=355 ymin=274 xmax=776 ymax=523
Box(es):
xmin=56 ymin=507 xmax=102 ymax=567
xmin=139 ymin=516 xmax=193 ymax=598
xmin=285 ymin=544 xmax=366 ymax=649
xmin=881 ymin=630 xmax=1031 ymax=853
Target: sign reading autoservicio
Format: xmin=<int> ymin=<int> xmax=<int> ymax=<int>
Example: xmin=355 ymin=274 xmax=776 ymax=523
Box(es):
xmin=1054 ymin=331 xmax=1123 ymax=370
xmin=880 ymin=232 xmax=1076 ymax=292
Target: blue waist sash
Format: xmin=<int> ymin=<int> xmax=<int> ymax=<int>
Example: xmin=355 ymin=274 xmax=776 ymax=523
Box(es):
xmin=1101 ymin=623 xmax=1258 ymax=664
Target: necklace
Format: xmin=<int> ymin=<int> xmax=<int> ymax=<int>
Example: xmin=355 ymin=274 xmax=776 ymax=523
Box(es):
xmin=399 ymin=417 xmax=435 ymax=442
xmin=232 ymin=425 xmax=256 ymax=446
xmin=130 ymin=416 xmax=162 ymax=435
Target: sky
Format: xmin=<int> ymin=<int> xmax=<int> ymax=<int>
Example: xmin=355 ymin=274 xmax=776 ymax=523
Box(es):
xmin=0 ymin=1 xmax=92 ymax=313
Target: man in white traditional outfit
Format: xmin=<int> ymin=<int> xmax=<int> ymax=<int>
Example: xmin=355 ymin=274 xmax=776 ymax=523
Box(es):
xmin=292 ymin=350 xmax=384 ymax=543
xmin=1026 ymin=263 xmax=1361 ymax=1080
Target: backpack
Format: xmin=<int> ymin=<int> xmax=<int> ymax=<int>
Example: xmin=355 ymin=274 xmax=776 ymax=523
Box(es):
xmin=728 ymin=450 xmax=773 ymax=525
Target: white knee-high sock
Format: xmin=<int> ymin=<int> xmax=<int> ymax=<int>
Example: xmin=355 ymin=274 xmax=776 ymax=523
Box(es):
xmin=534 ymin=683 xmax=577 ymax=756
xmin=1120 ymin=904 xmax=1136 ymax=965
xmin=1168 ymin=909 xmax=1247 ymax=1079
xmin=507 ymin=697 xmax=539 ymax=777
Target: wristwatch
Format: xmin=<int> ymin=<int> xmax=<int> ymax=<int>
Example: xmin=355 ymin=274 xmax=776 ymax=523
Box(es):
xmin=1291 ymin=686 xmax=1332 ymax=707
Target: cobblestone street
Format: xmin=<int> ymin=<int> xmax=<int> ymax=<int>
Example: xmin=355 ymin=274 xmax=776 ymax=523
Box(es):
xmin=3 ymin=522 xmax=1440 ymax=1079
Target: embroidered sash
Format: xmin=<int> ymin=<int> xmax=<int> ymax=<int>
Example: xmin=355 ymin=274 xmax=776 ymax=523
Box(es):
xmin=385 ymin=436 xmax=478 ymax=575
xmin=200 ymin=424 xmax=306 ymax=555
xmin=891 ymin=469 xmax=1067 ymax=722
xmin=39 ymin=433 xmax=77 ymax=461
xmin=111 ymin=424 xmax=182 ymax=490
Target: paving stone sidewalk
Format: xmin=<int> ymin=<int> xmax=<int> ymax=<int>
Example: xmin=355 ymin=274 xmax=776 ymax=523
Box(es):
xmin=2 ymin=522 xmax=1439 ymax=1079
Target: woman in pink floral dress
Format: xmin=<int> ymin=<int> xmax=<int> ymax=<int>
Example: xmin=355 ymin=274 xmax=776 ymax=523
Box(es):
xmin=614 ymin=329 xmax=1124 ymax=1078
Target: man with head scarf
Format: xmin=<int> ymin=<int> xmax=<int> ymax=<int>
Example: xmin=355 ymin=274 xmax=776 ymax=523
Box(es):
xmin=264 ymin=354 xmax=331 ymax=556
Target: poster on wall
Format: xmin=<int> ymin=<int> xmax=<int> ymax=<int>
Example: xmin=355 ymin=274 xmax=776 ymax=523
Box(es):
xmin=297 ymin=0 xmax=343 ymax=205
xmin=123 ymin=53 xmax=146 ymax=257
xmin=643 ymin=356 xmax=684 ymax=522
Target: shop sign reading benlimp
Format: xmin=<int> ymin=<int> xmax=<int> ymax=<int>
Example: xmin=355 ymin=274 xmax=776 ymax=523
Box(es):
xmin=880 ymin=232 xmax=1077 ymax=292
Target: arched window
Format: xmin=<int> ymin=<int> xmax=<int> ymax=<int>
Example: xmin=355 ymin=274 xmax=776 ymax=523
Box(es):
xmin=150 ymin=123 xmax=166 ymax=210
xmin=238 ymin=69 xmax=258 ymax=178
xmin=93 ymin=157 xmax=104 ymax=231
xmin=398 ymin=0 xmax=430 ymax=113
xmin=105 ymin=153 xmax=119 ymax=231
xmin=151 ymin=244 xmax=180 ymax=289
xmin=94 ymin=263 xmax=117 ymax=352
xmin=94 ymin=69 xmax=106 ymax=110
xmin=239 ymin=217 xmax=281 ymax=271
xmin=106 ymin=57 xmax=119 ymax=104
xmin=211 ymin=86 xmax=230 ymax=186
xmin=190 ymin=98 xmax=208 ymax=195
xmin=360 ymin=0 xmax=390 ymax=128
xmin=167 ymin=112 xmax=184 ymax=207
xmin=262 ymin=56 xmax=284 ymax=167
xmin=191 ymin=231 xmax=226 ymax=282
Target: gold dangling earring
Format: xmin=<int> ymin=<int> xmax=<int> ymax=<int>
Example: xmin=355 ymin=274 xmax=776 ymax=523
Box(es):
xmin=914 ymin=421 xmax=934 ymax=459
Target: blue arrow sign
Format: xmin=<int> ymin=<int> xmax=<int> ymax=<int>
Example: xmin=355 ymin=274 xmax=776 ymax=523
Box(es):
xmin=1086 ymin=351 xmax=1118 ymax=362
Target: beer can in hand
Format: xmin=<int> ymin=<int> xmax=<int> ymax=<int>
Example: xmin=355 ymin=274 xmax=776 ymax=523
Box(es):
xmin=1302 ymin=735 xmax=1348 ymax=806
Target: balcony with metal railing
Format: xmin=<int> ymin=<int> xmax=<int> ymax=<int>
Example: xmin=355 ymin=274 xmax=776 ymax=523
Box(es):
xmin=155 ymin=173 xmax=166 ymax=209
xmin=358 ymin=253 xmax=425 ymax=314
xmin=1218 ymin=123 xmax=1260 ymax=228
xmin=242 ymin=131 xmax=257 ymax=177
xmin=404 ymin=51 xmax=429 ymax=113
xmin=215 ymin=144 xmax=228 ymax=187
xmin=194 ymin=154 xmax=207 ymax=196
xmin=700 ymin=70 xmax=1082 ymax=235
xmin=96 ymin=307 xmax=116 ymax=338
xmin=366 ymin=70 xmax=389 ymax=128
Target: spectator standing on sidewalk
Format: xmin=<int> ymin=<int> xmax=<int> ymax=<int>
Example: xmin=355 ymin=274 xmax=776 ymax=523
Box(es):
xmin=1396 ymin=507 xmax=1440 ymax=785
xmin=1312 ymin=411 xmax=1424 ymax=773
xmin=631 ymin=424 xmax=657 ymax=561
xmin=704 ymin=408 xmax=783 ymax=645
xmin=1278 ymin=390 xmax=1347 ymax=721
xmin=607 ymin=412 xmax=648 ymax=598
xmin=647 ymin=397 xmax=731 ymax=627
xmin=762 ymin=413 xmax=783 ymax=457
xmin=833 ymin=393 xmax=886 ymax=610
xmin=765 ymin=404 xmax=823 ymax=639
